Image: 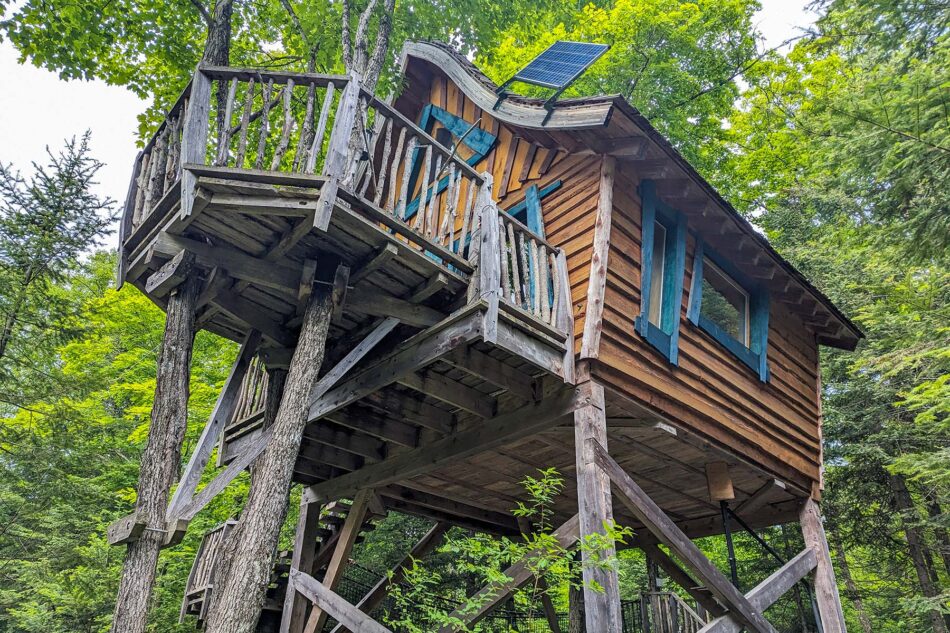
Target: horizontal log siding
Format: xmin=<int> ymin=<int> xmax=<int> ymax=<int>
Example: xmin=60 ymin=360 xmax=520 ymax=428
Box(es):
xmin=596 ymin=169 xmax=823 ymax=489
xmin=418 ymin=74 xmax=601 ymax=349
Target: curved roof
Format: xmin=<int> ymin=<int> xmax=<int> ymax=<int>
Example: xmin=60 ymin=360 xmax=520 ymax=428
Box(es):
xmin=399 ymin=41 xmax=862 ymax=350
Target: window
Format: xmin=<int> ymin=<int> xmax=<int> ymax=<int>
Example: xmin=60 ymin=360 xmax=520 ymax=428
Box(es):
xmin=635 ymin=180 xmax=687 ymax=364
xmin=688 ymin=239 xmax=770 ymax=382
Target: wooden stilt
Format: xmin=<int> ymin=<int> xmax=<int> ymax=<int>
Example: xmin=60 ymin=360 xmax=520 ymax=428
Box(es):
xmin=280 ymin=496 xmax=324 ymax=633
xmin=799 ymin=499 xmax=847 ymax=633
xmin=573 ymin=382 xmax=623 ymax=633
xmin=303 ymin=489 xmax=376 ymax=633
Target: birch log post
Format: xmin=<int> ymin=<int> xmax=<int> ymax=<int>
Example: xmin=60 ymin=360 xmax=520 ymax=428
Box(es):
xmin=110 ymin=273 xmax=201 ymax=633
xmin=203 ymin=283 xmax=335 ymax=633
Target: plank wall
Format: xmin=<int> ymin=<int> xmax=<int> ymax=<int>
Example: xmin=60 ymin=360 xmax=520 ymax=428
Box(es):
xmin=398 ymin=70 xmax=603 ymax=348
xmin=596 ymin=167 xmax=823 ymax=490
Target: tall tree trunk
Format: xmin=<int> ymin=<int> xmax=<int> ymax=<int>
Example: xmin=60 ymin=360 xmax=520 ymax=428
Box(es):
xmin=204 ymin=285 xmax=333 ymax=633
xmin=110 ymin=274 xmax=200 ymax=633
xmin=926 ymin=498 xmax=950 ymax=578
xmin=202 ymin=0 xmax=234 ymax=145
xmin=890 ymin=474 xmax=949 ymax=633
xmin=830 ymin=529 xmax=873 ymax=633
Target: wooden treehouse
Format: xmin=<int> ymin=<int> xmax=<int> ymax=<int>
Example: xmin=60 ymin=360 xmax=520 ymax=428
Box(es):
xmin=113 ymin=40 xmax=862 ymax=633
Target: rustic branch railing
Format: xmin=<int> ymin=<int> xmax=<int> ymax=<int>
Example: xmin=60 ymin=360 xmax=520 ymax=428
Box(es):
xmin=641 ymin=592 xmax=707 ymax=633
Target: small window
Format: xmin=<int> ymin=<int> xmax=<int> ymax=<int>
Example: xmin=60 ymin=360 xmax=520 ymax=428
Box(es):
xmin=700 ymin=258 xmax=749 ymax=346
xmin=688 ymin=239 xmax=770 ymax=382
xmin=635 ymin=181 xmax=687 ymax=364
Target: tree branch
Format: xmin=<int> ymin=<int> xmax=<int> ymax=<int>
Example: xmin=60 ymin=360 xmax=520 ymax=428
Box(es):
xmin=189 ymin=0 xmax=212 ymax=27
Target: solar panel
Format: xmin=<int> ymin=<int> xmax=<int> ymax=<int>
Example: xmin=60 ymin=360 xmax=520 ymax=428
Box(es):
xmin=510 ymin=41 xmax=609 ymax=90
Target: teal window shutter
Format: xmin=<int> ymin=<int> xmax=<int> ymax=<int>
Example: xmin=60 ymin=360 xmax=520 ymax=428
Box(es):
xmin=635 ymin=179 xmax=687 ymax=364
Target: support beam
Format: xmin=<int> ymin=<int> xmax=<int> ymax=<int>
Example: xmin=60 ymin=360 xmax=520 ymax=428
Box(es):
xmin=145 ymin=249 xmax=194 ymax=296
xmin=698 ymin=548 xmax=817 ymax=633
xmin=345 ymin=289 xmax=443 ymax=328
xmin=329 ymin=522 xmax=450 ymax=633
xmin=444 ymin=346 xmax=540 ymax=402
xmin=590 ymin=440 xmax=778 ymax=633
xmin=378 ymin=485 xmax=519 ymax=532
xmin=799 ymin=499 xmax=847 ymax=633
xmin=580 ymin=156 xmax=615 ymax=360
xmin=573 ymin=382 xmax=623 ymax=633
xmin=291 ymin=570 xmax=392 ymax=633
xmin=398 ymin=370 xmax=496 ymax=418
xmin=167 ymin=331 xmax=261 ymax=520
xmin=640 ymin=543 xmax=726 ymax=617
xmin=438 ymin=515 xmax=580 ymax=632
xmin=303 ymin=489 xmax=375 ymax=633
xmin=361 ymin=391 xmax=454 ymax=434
xmin=735 ymin=479 xmax=786 ymax=516
xmin=304 ymin=388 xmax=587 ymax=504
xmin=280 ymin=497 xmax=324 ymax=633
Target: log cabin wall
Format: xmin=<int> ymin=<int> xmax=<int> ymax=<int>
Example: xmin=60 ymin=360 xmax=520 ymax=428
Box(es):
xmin=395 ymin=67 xmax=604 ymax=350
xmin=595 ymin=166 xmax=823 ymax=492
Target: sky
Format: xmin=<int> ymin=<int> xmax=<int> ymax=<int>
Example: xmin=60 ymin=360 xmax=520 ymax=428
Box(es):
xmin=0 ymin=0 xmax=817 ymax=213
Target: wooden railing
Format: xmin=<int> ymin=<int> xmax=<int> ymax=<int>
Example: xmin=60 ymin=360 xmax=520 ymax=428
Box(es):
xmin=498 ymin=213 xmax=565 ymax=330
xmin=641 ymin=592 xmax=708 ymax=633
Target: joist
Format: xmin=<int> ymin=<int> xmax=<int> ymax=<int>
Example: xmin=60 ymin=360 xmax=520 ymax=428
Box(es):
xmin=398 ymin=370 xmax=496 ymax=418
xmin=145 ymin=249 xmax=194 ymax=296
xmin=444 ymin=346 xmax=540 ymax=402
xmin=290 ymin=570 xmax=393 ymax=633
xmin=360 ymin=391 xmax=454 ymax=434
xmin=345 ymin=289 xmax=444 ymax=328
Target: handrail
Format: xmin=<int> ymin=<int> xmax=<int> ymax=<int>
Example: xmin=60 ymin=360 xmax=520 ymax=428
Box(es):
xmin=200 ymin=66 xmax=350 ymax=87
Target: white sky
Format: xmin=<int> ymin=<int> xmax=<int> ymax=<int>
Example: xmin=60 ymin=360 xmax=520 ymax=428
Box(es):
xmin=0 ymin=0 xmax=816 ymax=212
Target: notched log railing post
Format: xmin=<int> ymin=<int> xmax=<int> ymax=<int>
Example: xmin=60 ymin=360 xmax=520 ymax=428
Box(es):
xmin=314 ymin=73 xmax=362 ymax=232
xmin=181 ymin=67 xmax=213 ymax=219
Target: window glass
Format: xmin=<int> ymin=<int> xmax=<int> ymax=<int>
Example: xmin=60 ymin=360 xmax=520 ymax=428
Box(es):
xmin=648 ymin=222 xmax=666 ymax=327
xmin=700 ymin=258 xmax=749 ymax=346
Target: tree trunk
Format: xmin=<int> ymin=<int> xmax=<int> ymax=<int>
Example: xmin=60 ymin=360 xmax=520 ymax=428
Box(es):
xmin=110 ymin=275 xmax=200 ymax=633
xmin=830 ymin=529 xmax=873 ymax=633
xmin=204 ymin=285 xmax=333 ymax=633
xmin=926 ymin=498 xmax=950 ymax=578
xmin=890 ymin=474 xmax=949 ymax=633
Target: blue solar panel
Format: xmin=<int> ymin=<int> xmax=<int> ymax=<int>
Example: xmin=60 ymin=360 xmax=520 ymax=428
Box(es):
xmin=512 ymin=41 xmax=609 ymax=90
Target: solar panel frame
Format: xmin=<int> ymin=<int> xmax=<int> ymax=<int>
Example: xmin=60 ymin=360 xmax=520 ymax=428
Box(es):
xmin=510 ymin=41 xmax=610 ymax=91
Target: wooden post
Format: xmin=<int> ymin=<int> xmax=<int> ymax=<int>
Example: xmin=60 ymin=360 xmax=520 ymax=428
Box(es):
xmin=477 ymin=186 xmax=500 ymax=343
xmin=573 ymin=382 xmax=623 ymax=633
xmin=579 ymin=155 xmax=615 ymax=360
xmin=799 ymin=499 xmax=847 ymax=633
xmin=109 ymin=272 xmax=201 ymax=633
xmin=180 ymin=68 xmax=212 ymax=219
xmin=314 ymin=74 xmax=361 ymax=232
xmin=466 ymin=173 xmax=494 ymax=302
xmin=303 ymin=489 xmax=375 ymax=633
xmin=280 ymin=497 xmax=324 ymax=633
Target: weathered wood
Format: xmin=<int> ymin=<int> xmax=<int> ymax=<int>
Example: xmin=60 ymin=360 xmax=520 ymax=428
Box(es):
xmin=573 ymin=382 xmax=623 ymax=633
xmin=345 ymin=290 xmax=443 ymax=328
xmin=580 ymin=155 xmax=614 ymax=359
xmin=640 ymin=543 xmax=725 ymax=617
xmin=234 ymin=78 xmax=255 ymax=167
xmin=799 ymin=499 xmax=847 ymax=633
xmin=398 ymin=370 xmax=495 ymax=418
xmin=590 ymin=440 xmax=778 ymax=633
xmin=293 ymin=81 xmax=318 ymax=172
xmin=166 ymin=330 xmax=261 ymax=520
xmin=215 ymin=77 xmax=238 ymax=165
xmin=444 ymin=346 xmax=539 ymax=402
xmin=110 ymin=274 xmax=200 ymax=633
xmin=330 ymin=522 xmax=450 ymax=633
xmin=735 ymin=479 xmax=786 ymax=516
xmin=280 ymin=497 xmax=324 ymax=633
xmin=107 ymin=512 xmax=147 ymax=546
xmin=305 ymin=388 xmax=587 ymax=503
xmin=309 ymin=316 xmax=399 ymax=403
xmin=145 ymin=250 xmax=194 ymax=296
xmin=306 ymin=81 xmax=336 ymax=173
xmin=303 ymin=489 xmax=375 ymax=633
xmin=180 ymin=68 xmax=212 ymax=219
xmin=255 ymin=79 xmax=275 ymax=170
xmin=271 ymin=78 xmax=296 ymax=170
xmin=290 ymin=570 xmax=393 ymax=633
xmin=210 ymin=292 xmax=295 ymax=347
xmin=698 ymin=548 xmax=817 ymax=633
xmin=439 ymin=514 xmax=580 ymax=632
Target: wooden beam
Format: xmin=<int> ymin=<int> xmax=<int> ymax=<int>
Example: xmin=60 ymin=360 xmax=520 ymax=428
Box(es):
xmin=438 ymin=515 xmax=580 ymax=632
xmin=302 ymin=489 xmax=374 ymax=633
xmin=346 ymin=289 xmax=444 ymax=328
xmin=444 ymin=346 xmax=540 ymax=402
xmin=408 ymin=272 xmax=449 ymax=303
xmin=298 ymin=438 xmax=363 ymax=471
xmin=290 ymin=569 xmax=392 ymax=633
xmin=330 ymin=264 xmax=350 ymax=324
xmin=361 ymin=391 xmax=454 ymax=434
xmin=211 ymin=292 xmax=295 ymax=347
xmin=705 ymin=462 xmax=735 ymax=503
xmin=398 ymin=370 xmax=496 ymax=418
xmin=303 ymin=423 xmax=386 ymax=461
xmin=325 ymin=407 xmax=419 ymax=448
xmin=379 ymin=485 xmax=519 ymax=531
xmin=307 ymin=312 xmax=481 ymax=424
xmin=735 ymin=479 xmax=787 ymax=516
xmin=349 ymin=243 xmax=398 ymax=284
xmin=573 ymin=382 xmax=623 ymax=632
xmin=640 ymin=543 xmax=725 ymax=617
xmin=799 ymin=499 xmax=847 ymax=633
xmin=329 ymin=522 xmax=450 ymax=633
xmin=304 ymin=388 xmax=588 ymax=503
xmin=309 ymin=316 xmax=399 ymax=403
xmin=145 ymin=249 xmax=194 ymax=296
xmin=580 ymin=155 xmax=615 ymax=360
xmin=280 ymin=497 xmax=324 ymax=633
xmin=699 ymin=548 xmax=817 ymax=633
xmin=590 ymin=440 xmax=778 ymax=633
xmin=167 ymin=330 xmax=261 ymax=520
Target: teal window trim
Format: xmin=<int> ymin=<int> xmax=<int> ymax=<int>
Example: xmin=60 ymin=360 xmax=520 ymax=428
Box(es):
xmin=403 ymin=104 xmax=497 ymax=221
xmin=635 ymin=180 xmax=687 ymax=364
xmin=687 ymin=237 xmax=770 ymax=382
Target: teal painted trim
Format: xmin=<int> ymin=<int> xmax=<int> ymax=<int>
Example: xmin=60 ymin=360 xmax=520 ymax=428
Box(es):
xmin=402 ymin=103 xmax=498 ymax=222
xmin=525 ymin=185 xmax=546 ymax=239
xmin=505 ymin=180 xmax=562 ymax=221
xmin=636 ymin=179 xmax=687 ymax=365
xmin=687 ymin=238 xmax=704 ymax=325
xmin=689 ymin=238 xmax=770 ymax=382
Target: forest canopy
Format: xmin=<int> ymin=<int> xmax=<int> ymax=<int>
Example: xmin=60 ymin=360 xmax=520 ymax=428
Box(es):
xmin=0 ymin=0 xmax=948 ymax=631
